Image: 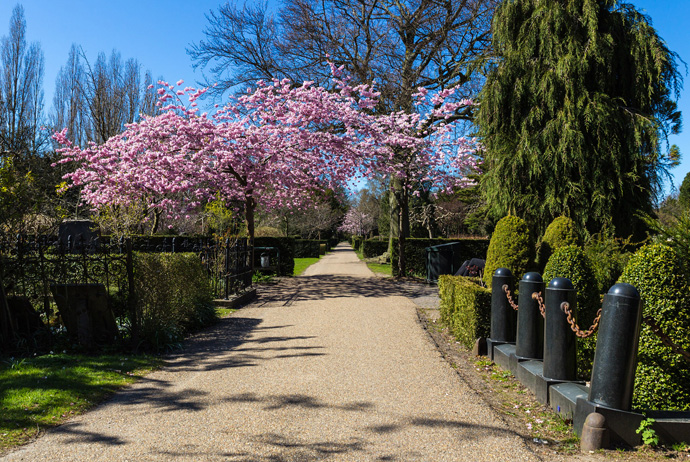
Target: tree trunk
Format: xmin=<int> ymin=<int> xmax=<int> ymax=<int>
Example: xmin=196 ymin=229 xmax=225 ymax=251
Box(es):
xmin=388 ymin=175 xmax=401 ymax=254
xmin=246 ymin=195 xmax=256 ymax=271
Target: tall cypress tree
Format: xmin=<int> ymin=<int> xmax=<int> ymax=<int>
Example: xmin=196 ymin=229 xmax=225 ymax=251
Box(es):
xmin=477 ymin=0 xmax=683 ymax=239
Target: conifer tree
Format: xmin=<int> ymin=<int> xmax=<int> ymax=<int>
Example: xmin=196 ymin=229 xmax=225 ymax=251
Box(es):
xmin=477 ymin=0 xmax=683 ymax=238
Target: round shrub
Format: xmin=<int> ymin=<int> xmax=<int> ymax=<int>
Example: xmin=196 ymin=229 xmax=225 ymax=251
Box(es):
xmin=483 ymin=215 xmax=533 ymax=287
xmin=543 ymin=245 xmax=600 ymax=379
xmin=536 ymin=216 xmax=580 ymax=271
xmin=618 ymin=243 xmax=690 ymax=411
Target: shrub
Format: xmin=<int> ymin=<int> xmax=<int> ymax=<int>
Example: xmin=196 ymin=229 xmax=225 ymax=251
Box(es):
xmin=543 ymin=244 xmax=600 ymax=379
xmin=536 ymin=216 xmax=580 ymax=271
xmin=351 ymin=236 xmax=364 ymax=252
xmin=134 ymin=253 xmax=216 ymax=351
xmin=439 ymin=275 xmax=491 ymax=349
xmin=584 ymin=230 xmax=632 ymax=294
xmin=294 ymin=239 xmax=323 ymax=258
xmin=391 ymin=238 xmax=490 ymax=278
xmin=618 ymin=243 xmax=690 ymax=411
xmin=361 ymin=239 xmax=389 ymax=258
xmin=483 ymin=216 xmax=533 ymax=287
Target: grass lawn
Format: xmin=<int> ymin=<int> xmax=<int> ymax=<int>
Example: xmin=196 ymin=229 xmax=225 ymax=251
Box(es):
xmin=215 ymin=307 xmax=237 ymax=318
xmin=366 ymin=262 xmax=392 ymax=276
xmin=293 ymin=257 xmax=321 ymax=276
xmin=0 ymin=353 xmax=160 ymax=452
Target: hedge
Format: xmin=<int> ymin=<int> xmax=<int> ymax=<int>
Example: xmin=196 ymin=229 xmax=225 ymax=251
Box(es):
xmin=294 ymin=239 xmax=326 ymax=258
xmin=351 ymin=236 xmax=364 ymax=252
xmin=133 ymin=252 xmax=216 ymax=351
xmin=438 ymin=275 xmax=491 ymax=349
xmin=618 ymin=243 xmax=690 ymax=411
xmin=254 ymin=237 xmax=295 ymax=276
xmin=483 ymin=216 xmax=533 ymax=287
xmin=391 ymin=238 xmax=490 ymax=277
xmin=362 ymin=239 xmax=389 ymax=258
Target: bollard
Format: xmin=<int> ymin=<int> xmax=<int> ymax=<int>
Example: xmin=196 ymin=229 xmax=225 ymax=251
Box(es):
xmin=543 ymin=277 xmax=577 ymax=381
xmin=588 ymin=283 xmax=642 ymax=411
xmin=490 ymin=268 xmax=517 ymax=343
xmin=515 ymin=272 xmax=545 ymax=360
xmin=580 ymin=413 xmax=609 ymax=451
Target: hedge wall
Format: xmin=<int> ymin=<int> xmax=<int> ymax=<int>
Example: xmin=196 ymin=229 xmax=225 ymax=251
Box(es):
xmin=391 ymin=238 xmax=490 ymax=277
xmin=351 ymin=236 xmax=364 ymax=252
xmin=438 ymin=275 xmax=491 ymax=349
xmin=362 ymin=239 xmax=389 ymax=258
xmin=254 ymin=237 xmax=295 ymax=276
xmin=294 ymin=239 xmax=326 ymax=258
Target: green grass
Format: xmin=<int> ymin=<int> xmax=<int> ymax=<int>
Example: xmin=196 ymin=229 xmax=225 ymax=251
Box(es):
xmin=0 ymin=353 xmax=160 ymax=451
xmin=293 ymin=257 xmax=321 ymax=276
xmin=366 ymin=262 xmax=392 ymax=276
xmin=215 ymin=307 xmax=237 ymax=318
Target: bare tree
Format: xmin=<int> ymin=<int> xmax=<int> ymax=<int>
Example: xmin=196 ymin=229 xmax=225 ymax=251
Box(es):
xmin=0 ymin=4 xmax=45 ymax=157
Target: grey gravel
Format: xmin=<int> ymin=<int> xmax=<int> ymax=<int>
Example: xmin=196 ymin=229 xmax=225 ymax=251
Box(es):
xmin=2 ymin=243 xmax=543 ymax=461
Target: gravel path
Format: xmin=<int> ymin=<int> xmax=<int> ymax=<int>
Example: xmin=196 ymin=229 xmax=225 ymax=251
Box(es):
xmin=2 ymin=243 xmax=541 ymax=461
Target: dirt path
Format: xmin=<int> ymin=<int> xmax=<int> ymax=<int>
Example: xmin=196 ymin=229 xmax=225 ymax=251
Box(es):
xmin=2 ymin=243 xmax=544 ymax=461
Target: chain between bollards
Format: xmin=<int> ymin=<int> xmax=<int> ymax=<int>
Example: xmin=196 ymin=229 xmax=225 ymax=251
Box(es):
xmin=643 ymin=316 xmax=690 ymax=363
xmin=502 ymin=284 xmax=519 ymax=311
xmin=560 ymin=302 xmax=602 ymax=338
xmin=531 ymin=291 xmax=546 ymax=318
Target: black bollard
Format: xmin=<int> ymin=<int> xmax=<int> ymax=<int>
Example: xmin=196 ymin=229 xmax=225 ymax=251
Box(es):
xmin=515 ymin=272 xmax=545 ymax=360
xmin=588 ymin=283 xmax=643 ymax=411
xmin=543 ymin=277 xmax=577 ymax=381
xmin=490 ymin=268 xmax=517 ymax=343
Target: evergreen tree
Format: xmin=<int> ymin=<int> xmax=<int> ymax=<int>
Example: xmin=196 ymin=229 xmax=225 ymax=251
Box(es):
xmin=678 ymin=171 xmax=690 ymax=210
xmin=477 ymin=0 xmax=683 ymax=238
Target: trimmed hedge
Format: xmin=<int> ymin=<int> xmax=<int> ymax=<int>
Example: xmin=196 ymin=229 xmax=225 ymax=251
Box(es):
xmin=294 ymin=239 xmax=325 ymax=258
xmin=254 ymin=237 xmax=295 ymax=276
xmin=439 ymin=275 xmax=491 ymax=349
xmin=351 ymin=236 xmax=364 ymax=252
xmin=362 ymin=239 xmax=389 ymax=258
xmin=391 ymin=238 xmax=490 ymax=277
xmin=619 ymin=243 xmax=690 ymax=411
xmin=483 ymin=216 xmax=533 ymax=288
xmin=134 ymin=252 xmax=216 ymax=351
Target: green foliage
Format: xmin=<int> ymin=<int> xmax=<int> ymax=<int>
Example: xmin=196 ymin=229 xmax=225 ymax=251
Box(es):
xmin=483 ymin=216 xmax=533 ymax=287
xmin=294 ymin=239 xmax=326 ymax=258
xmin=391 ymin=238 xmax=490 ymax=278
xmin=543 ymin=245 xmax=600 ymax=378
xmin=536 ymin=216 xmax=580 ymax=271
xmin=134 ymin=253 xmax=216 ymax=351
xmin=636 ymin=418 xmax=659 ymax=447
xmin=619 ymin=244 xmax=690 ymax=411
xmin=254 ymin=237 xmax=295 ymax=276
xmin=478 ymin=0 xmax=683 ymax=239
xmin=438 ymin=275 xmax=491 ymax=349
xmin=0 ymin=157 xmax=35 ymax=232
xmin=679 ymin=172 xmax=690 ymax=210
xmin=583 ymin=230 xmax=633 ymax=294
xmin=643 ymin=211 xmax=690 ymax=273
xmin=351 ymin=236 xmax=364 ymax=252
xmin=361 ymin=239 xmax=389 ymax=258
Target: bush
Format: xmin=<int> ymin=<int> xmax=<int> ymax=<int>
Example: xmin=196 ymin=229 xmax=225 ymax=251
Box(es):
xmin=254 ymin=237 xmax=295 ymax=276
xmin=543 ymin=244 xmax=600 ymax=379
xmin=536 ymin=216 xmax=580 ymax=271
xmin=351 ymin=236 xmax=364 ymax=252
xmin=618 ymin=243 xmax=690 ymax=411
xmin=134 ymin=253 xmax=216 ymax=351
xmin=294 ymin=239 xmax=324 ymax=258
xmin=391 ymin=238 xmax=490 ymax=278
xmin=483 ymin=216 xmax=533 ymax=287
xmin=584 ymin=231 xmax=632 ymax=294
xmin=362 ymin=239 xmax=389 ymax=258
xmin=439 ymin=275 xmax=491 ymax=349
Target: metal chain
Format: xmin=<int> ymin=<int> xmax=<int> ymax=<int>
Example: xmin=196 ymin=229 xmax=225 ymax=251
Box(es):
xmin=531 ymin=291 xmax=546 ymax=318
xmin=560 ymin=302 xmax=602 ymax=338
xmin=643 ymin=316 xmax=690 ymax=364
xmin=502 ymin=284 xmax=519 ymax=311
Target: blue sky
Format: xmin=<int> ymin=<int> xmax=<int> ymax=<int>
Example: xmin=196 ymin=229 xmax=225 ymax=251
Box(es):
xmin=1 ymin=1 xmax=688 ymax=196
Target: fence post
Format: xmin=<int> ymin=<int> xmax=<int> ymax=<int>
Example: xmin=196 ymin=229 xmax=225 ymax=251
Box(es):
xmin=488 ymin=268 xmax=516 ymax=360
xmin=588 ymin=283 xmax=642 ymax=411
xmin=543 ymin=277 xmax=578 ymax=381
xmin=515 ymin=272 xmax=545 ymax=361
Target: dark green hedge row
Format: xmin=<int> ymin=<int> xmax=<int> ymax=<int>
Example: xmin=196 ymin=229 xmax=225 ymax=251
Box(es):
xmin=438 ymin=275 xmax=491 ymax=349
xmin=362 ymin=239 xmax=389 ymax=258
xmin=351 ymin=236 xmax=364 ymax=252
xmin=294 ymin=239 xmax=327 ymax=258
xmin=391 ymin=238 xmax=490 ymax=277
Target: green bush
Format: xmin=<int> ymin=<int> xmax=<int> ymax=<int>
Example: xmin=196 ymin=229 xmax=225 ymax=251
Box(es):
xmin=584 ymin=231 xmax=632 ymax=294
xmin=351 ymin=236 xmax=364 ymax=252
xmin=536 ymin=216 xmax=580 ymax=271
xmin=439 ymin=275 xmax=491 ymax=349
xmin=391 ymin=238 xmax=490 ymax=277
xmin=294 ymin=239 xmax=324 ymax=258
xmin=543 ymin=245 xmax=600 ymax=379
xmin=618 ymin=243 xmax=690 ymax=411
xmin=483 ymin=216 xmax=533 ymax=287
xmin=134 ymin=253 xmax=216 ymax=351
xmin=254 ymin=237 xmax=295 ymax=276
xmin=362 ymin=239 xmax=389 ymax=258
